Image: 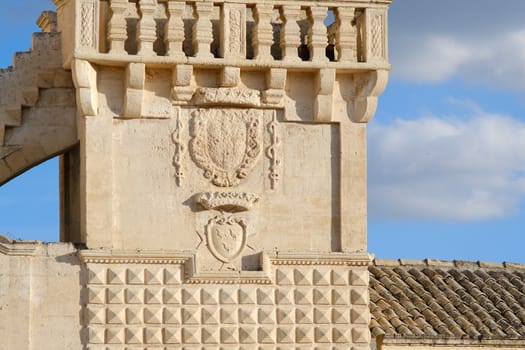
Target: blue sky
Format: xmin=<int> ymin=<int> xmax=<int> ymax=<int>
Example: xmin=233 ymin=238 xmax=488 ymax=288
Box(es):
xmin=0 ymin=0 xmax=524 ymax=263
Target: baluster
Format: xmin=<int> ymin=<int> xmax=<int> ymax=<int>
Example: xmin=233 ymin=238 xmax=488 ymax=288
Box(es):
xmin=335 ymin=7 xmax=357 ymax=62
xmin=137 ymin=0 xmax=158 ymax=55
xmin=252 ymin=4 xmax=273 ymax=61
xmin=307 ymin=6 xmax=328 ymax=62
xmin=164 ymin=0 xmax=186 ymax=59
xmin=280 ymin=5 xmax=301 ymax=62
xmin=108 ymin=0 xmax=129 ymax=54
xmin=192 ymin=2 xmax=214 ymax=58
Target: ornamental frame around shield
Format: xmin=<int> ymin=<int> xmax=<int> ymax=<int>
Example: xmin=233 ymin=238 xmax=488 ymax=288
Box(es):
xmin=189 ymin=108 xmax=263 ymax=187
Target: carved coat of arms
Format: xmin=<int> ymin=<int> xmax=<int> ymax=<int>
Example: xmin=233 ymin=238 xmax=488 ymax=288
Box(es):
xmin=190 ymin=109 xmax=263 ymax=187
xmin=205 ymin=216 xmax=247 ymax=262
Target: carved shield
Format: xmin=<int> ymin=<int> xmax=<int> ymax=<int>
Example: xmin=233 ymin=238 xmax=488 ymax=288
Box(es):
xmin=190 ymin=109 xmax=263 ymax=187
xmin=206 ymin=216 xmax=247 ymax=263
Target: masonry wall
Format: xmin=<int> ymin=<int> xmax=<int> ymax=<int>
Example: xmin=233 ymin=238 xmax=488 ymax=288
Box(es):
xmin=0 ymin=242 xmax=82 ymax=349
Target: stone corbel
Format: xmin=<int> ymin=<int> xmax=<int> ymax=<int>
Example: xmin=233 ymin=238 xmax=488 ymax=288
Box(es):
xmin=262 ymin=68 xmax=286 ymax=105
xmin=72 ymin=59 xmax=98 ymax=116
xmin=314 ymin=68 xmax=335 ymax=122
xmin=123 ymin=63 xmax=145 ymax=118
xmin=172 ymin=65 xmax=194 ymax=103
xmin=221 ymin=67 xmax=240 ymax=87
xmin=351 ymin=69 xmax=389 ymax=123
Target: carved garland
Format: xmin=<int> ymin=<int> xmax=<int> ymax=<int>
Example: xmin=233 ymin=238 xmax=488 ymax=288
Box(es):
xmin=266 ymin=111 xmax=281 ymax=189
xmin=190 ymin=109 xmax=263 ymax=187
xmin=171 ymin=115 xmax=184 ymax=186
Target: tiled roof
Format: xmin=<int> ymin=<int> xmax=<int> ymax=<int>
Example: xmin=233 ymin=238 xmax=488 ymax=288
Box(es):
xmin=369 ymin=259 xmax=525 ymax=341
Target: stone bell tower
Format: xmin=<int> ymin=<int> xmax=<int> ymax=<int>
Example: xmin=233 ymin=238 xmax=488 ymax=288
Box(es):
xmin=55 ymin=0 xmax=390 ymax=347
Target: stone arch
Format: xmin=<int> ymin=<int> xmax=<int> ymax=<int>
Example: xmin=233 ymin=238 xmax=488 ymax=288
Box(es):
xmin=0 ymin=13 xmax=80 ymax=242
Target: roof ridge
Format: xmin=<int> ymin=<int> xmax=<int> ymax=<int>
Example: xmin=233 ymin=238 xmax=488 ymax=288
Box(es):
xmin=372 ymin=258 xmax=525 ymax=270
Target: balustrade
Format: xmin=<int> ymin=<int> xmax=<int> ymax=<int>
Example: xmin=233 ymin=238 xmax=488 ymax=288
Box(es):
xmin=74 ymin=0 xmax=388 ymax=67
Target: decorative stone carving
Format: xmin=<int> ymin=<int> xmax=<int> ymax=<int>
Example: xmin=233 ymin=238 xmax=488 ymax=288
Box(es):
xmin=220 ymin=4 xmax=246 ymax=59
xmin=205 ymin=215 xmax=248 ymax=263
xmin=370 ymin=12 xmax=386 ymax=59
xmin=80 ymin=1 xmax=97 ymax=49
xmin=190 ymin=109 xmax=263 ymax=187
xmin=194 ymin=87 xmax=261 ymax=107
xmin=80 ymin=253 xmax=371 ymax=347
xmin=197 ymin=191 xmax=260 ymax=212
xmin=266 ymin=112 xmax=281 ymax=189
xmin=171 ymin=115 xmax=184 ymax=186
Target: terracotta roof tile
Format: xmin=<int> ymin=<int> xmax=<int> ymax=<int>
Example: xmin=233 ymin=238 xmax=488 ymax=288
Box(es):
xmin=369 ymin=259 xmax=525 ymax=340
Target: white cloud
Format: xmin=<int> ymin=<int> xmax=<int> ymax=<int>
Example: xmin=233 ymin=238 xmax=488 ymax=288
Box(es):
xmin=392 ymin=36 xmax=474 ymax=83
xmin=392 ymin=31 xmax=525 ymax=89
xmin=368 ymin=105 xmax=525 ymax=221
xmin=389 ymin=1 xmax=525 ymax=89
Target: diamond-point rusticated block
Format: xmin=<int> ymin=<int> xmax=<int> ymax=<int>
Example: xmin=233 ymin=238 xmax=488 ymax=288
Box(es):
xmin=126 ymin=306 xmax=143 ymax=324
xmin=126 ymin=267 xmax=145 ymax=284
xmin=313 ymin=268 xmax=331 ymax=286
xmin=313 ymin=307 xmax=331 ymax=324
xmin=182 ymin=307 xmax=201 ymax=325
xmin=349 ymin=269 xmax=369 ymax=286
xmin=144 ymin=307 xmax=163 ymax=324
xmin=107 ymin=267 xmax=126 ymax=284
xmin=276 ymin=326 xmax=295 ymax=343
xmin=164 ymin=327 xmax=181 ymax=344
xmin=350 ymin=287 xmax=369 ymax=305
xmin=182 ymin=327 xmax=201 ymax=344
xmin=144 ymin=327 xmax=163 ymax=344
xmin=351 ymin=306 xmax=371 ymax=324
xmin=276 ymin=269 xmax=294 ymax=285
xmin=125 ymin=288 xmax=143 ymax=304
xmin=106 ymin=305 xmax=126 ymax=324
xmin=315 ymin=325 xmax=331 ymax=343
xmin=258 ymin=326 xmax=276 ymax=344
xmin=220 ymin=326 xmax=238 ymax=344
xmin=125 ymin=327 xmax=143 ymax=344
xmin=144 ymin=267 xmax=163 ymax=285
xmin=202 ymin=326 xmax=220 ymax=344
xmin=313 ymin=288 xmax=330 ymax=305
xmin=239 ymin=307 xmax=257 ymax=324
xmin=88 ymin=287 xmax=106 ymax=304
xmin=295 ymin=326 xmax=314 ymax=343
xmin=276 ymin=306 xmax=294 ymax=324
xmin=86 ymin=305 xmax=105 ymax=324
xmin=276 ymin=289 xmax=294 ymax=305
xmin=294 ymin=269 xmax=312 ymax=285
xmin=107 ymin=287 xmax=125 ymax=304
xmin=333 ymin=326 xmax=351 ymax=343
xmin=239 ymin=326 xmax=257 ymax=344
xmin=88 ymin=327 xmax=105 ymax=344
xmin=87 ymin=266 xmax=106 ymax=284
xmin=163 ymin=288 xmax=181 ymax=304
xmin=257 ymin=287 xmax=275 ymax=305
xmin=352 ymin=326 xmax=371 ymax=343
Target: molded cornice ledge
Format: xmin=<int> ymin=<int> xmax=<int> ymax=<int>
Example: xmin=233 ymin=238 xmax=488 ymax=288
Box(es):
xmin=0 ymin=238 xmax=40 ymax=256
xmin=351 ymin=69 xmax=389 ymax=123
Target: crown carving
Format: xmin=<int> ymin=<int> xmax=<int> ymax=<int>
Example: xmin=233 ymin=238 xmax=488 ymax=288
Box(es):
xmin=197 ymin=192 xmax=260 ymax=212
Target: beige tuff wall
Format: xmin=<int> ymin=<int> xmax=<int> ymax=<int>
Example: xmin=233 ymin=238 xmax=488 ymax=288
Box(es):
xmin=0 ymin=241 xmax=82 ymax=349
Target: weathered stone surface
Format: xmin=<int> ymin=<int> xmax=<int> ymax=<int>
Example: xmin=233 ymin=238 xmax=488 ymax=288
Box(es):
xmin=0 ymin=0 xmax=392 ymax=347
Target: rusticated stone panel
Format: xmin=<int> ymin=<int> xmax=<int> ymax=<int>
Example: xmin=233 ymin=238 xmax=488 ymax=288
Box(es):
xmin=83 ymin=262 xmax=371 ymax=349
